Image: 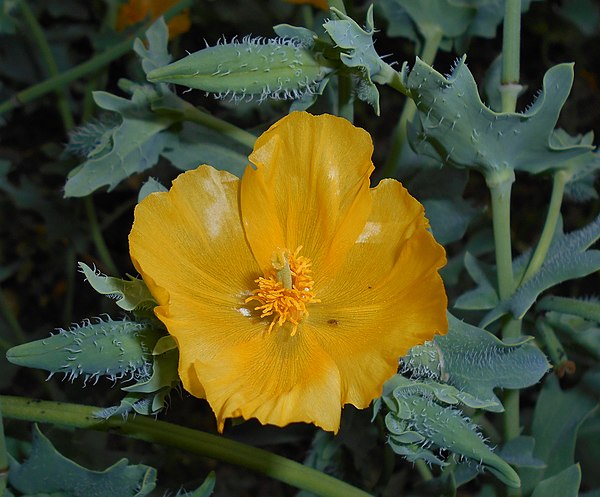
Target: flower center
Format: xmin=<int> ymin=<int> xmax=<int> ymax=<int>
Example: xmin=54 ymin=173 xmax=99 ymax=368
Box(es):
xmin=245 ymin=247 xmax=319 ymax=336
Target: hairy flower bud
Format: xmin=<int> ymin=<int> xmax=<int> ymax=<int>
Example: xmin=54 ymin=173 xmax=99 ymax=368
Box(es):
xmin=147 ymin=35 xmax=329 ymax=103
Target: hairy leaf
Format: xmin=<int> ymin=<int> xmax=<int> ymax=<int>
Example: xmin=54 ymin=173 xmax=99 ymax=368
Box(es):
xmin=403 ymin=314 xmax=550 ymax=411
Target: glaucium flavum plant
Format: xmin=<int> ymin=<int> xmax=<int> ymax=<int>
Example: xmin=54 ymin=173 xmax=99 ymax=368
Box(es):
xmin=129 ymin=111 xmax=448 ymax=432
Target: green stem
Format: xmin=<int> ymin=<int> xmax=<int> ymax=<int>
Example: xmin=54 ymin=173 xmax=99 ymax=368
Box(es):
xmin=84 ymin=197 xmax=119 ymax=276
xmin=520 ymin=171 xmax=567 ymax=284
xmin=0 ymin=286 xmax=25 ymax=345
xmin=382 ymin=27 xmax=442 ymax=178
xmin=18 ymin=0 xmax=75 ymax=131
xmin=0 ymin=399 xmax=8 ymax=496
xmin=183 ymin=107 xmax=256 ymax=149
xmin=0 ymin=0 xmax=193 ymax=116
xmin=337 ymin=72 xmax=354 ymax=122
xmin=1 ymin=396 xmax=373 ymax=497
xmin=500 ymin=0 xmax=522 ymax=113
xmin=486 ymin=170 xmax=516 ymax=300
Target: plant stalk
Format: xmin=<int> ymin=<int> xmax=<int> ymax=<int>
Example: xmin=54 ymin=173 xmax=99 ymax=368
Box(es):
xmin=18 ymin=0 xmax=74 ymax=130
xmin=0 ymin=0 xmax=193 ymax=116
xmin=1 ymin=395 xmax=373 ymax=497
xmin=520 ymin=171 xmax=567 ymax=284
xmin=0 ymin=398 xmax=7 ymax=496
xmin=84 ymin=197 xmax=119 ymax=276
xmin=382 ymin=26 xmax=443 ymax=178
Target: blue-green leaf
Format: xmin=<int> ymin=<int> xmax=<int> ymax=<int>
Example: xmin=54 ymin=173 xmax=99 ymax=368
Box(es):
xmin=520 ymin=375 xmax=598 ymax=494
xmin=8 ymin=425 xmax=156 ymax=497
xmin=404 ymin=57 xmax=592 ymax=179
xmin=133 ymin=17 xmax=172 ymax=76
xmin=64 ymin=87 xmax=176 ymax=197
xmin=481 ymin=215 xmax=600 ymax=327
xmin=454 ymin=252 xmax=499 ymax=310
xmin=499 ymin=436 xmax=545 ymax=469
xmin=403 ymin=314 xmax=550 ymax=411
xmin=79 ymin=262 xmax=156 ymax=312
xmin=531 ymin=464 xmax=581 ymax=497
xmin=138 ymin=177 xmax=167 ymax=203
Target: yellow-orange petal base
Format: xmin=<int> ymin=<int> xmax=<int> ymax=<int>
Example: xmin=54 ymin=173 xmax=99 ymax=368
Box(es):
xmin=129 ymin=111 xmax=448 ymax=433
xmin=116 ymin=0 xmax=191 ymax=38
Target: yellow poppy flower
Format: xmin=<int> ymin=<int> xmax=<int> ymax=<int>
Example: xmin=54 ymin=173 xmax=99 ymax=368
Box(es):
xmin=129 ymin=112 xmax=448 ymax=433
xmin=116 ymin=0 xmax=191 ymax=38
xmin=285 ymin=0 xmax=329 ymax=10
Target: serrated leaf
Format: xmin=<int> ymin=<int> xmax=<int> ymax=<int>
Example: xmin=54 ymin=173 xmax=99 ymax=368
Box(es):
xmin=133 ymin=17 xmax=172 ymax=76
xmin=323 ymin=6 xmax=389 ymax=113
xmin=64 ymin=87 xmax=177 ymax=197
xmin=79 ymin=262 xmax=156 ymax=311
xmin=6 ymin=318 xmax=159 ymax=382
xmin=531 ymin=464 xmax=581 ymax=497
xmin=123 ymin=347 xmax=178 ymax=393
xmin=481 ymin=215 xmax=600 ymax=327
xmin=520 ymin=375 xmax=598 ymax=494
xmin=403 ymin=314 xmax=550 ymax=411
xmin=8 ymin=425 xmax=156 ymax=497
xmin=404 ymin=57 xmax=592 ymax=179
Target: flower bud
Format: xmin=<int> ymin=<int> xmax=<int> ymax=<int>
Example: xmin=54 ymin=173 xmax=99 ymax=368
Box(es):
xmin=147 ymin=36 xmax=329 ymax=103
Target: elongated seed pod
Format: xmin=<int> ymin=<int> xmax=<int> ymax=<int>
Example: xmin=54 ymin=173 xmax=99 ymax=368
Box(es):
xmin=147 ymin=36 xmax=329 ymax=103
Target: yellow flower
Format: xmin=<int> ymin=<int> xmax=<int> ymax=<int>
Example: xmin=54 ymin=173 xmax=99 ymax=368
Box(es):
xmin=116 ymin=0 xmax=191 ymax=38
xmin=129 ymin=112 xmax=448 ymax=433
xmin=285 ymin=0 xmax=329 ymax=10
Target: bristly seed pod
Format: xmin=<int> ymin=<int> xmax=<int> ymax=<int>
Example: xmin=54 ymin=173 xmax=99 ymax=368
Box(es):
xmin=6 ymin=317 xmax=161 ymax=384
xmin=147 ymin=35 xmax=330 ymax=103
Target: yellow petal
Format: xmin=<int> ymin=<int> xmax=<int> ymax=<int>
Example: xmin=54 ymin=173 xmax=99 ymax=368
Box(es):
xmin=129 ymin=166 xmax=261 ymax=396
xmin=309 ymin=179 xmax=448 ymax=408
xmin=194 ymin=329 xmax=342 ymax=432
xmin=241 ymin=112 xmax=374 ymax=282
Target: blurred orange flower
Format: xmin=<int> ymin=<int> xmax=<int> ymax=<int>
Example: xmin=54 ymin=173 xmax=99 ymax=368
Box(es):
xmin=286 ymin=0 xmax=329 ymax=10
xmin=116 ymin=0 xmax=191 ymax=38
xmin=129 ymin=112 xmax=448 ymax=433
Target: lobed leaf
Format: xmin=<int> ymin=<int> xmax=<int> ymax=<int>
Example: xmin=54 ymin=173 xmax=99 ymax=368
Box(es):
xmin=404 ymin=57 xmax=592 ymax=179
xmin=481 ymin=215 xmax=600 ymax=327
xmin=403 ymin=314 xmax=550 ymax=411
xmin=79 ymin=262 xmax=156 ymax=312
xmin=8 ymin=425 xmax=156 ymax=497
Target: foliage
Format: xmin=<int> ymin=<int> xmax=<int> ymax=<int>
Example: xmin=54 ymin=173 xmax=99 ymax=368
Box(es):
xmin=1 ymin=0 xmax=599 ymax=496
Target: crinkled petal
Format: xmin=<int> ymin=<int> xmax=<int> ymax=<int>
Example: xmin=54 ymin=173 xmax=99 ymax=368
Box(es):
xmin=241 ymin=112 xmax=374 ymax=282
xmin=309 ymin=179 xmax=448 ymax=408
xmin=129 ymin=166 xmax=261 ymax=396
xmin=194 ymin=329 xmax=342 ymax=432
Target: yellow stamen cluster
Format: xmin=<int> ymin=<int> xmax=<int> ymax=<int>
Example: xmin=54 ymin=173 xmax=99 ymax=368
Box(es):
xmin=246 ymin=247 xmax=319 ymax=335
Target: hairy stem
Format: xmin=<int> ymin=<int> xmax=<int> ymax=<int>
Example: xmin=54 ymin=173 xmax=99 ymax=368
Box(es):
xmin=382 ymin=26 xmax=442 ymax=178
xmin=1 ymin=396 xmax=373 ymax=497
xmin=183 ymin=107 xmax=256 ymax=149
xmin=0 ymin=0 xmax=193 ymax=116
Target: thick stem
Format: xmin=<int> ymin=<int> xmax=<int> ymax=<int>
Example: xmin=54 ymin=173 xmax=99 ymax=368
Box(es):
xmin=500 ymin=0 xmax=522 ymax=113
xmin=520 ymin=171 xmax=567 ymax=284
xmin=1 ymin=396 xmax=373 ymax=497
xmin=183 ymin=107 xmax=256 ymax=149
xmin=486 ymin=170 xmax=516 ymax=300
xmin=0 ymin=0 xmax=193 ymax=116
xmin=382 ymin=27 xmax=442 ymax=178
